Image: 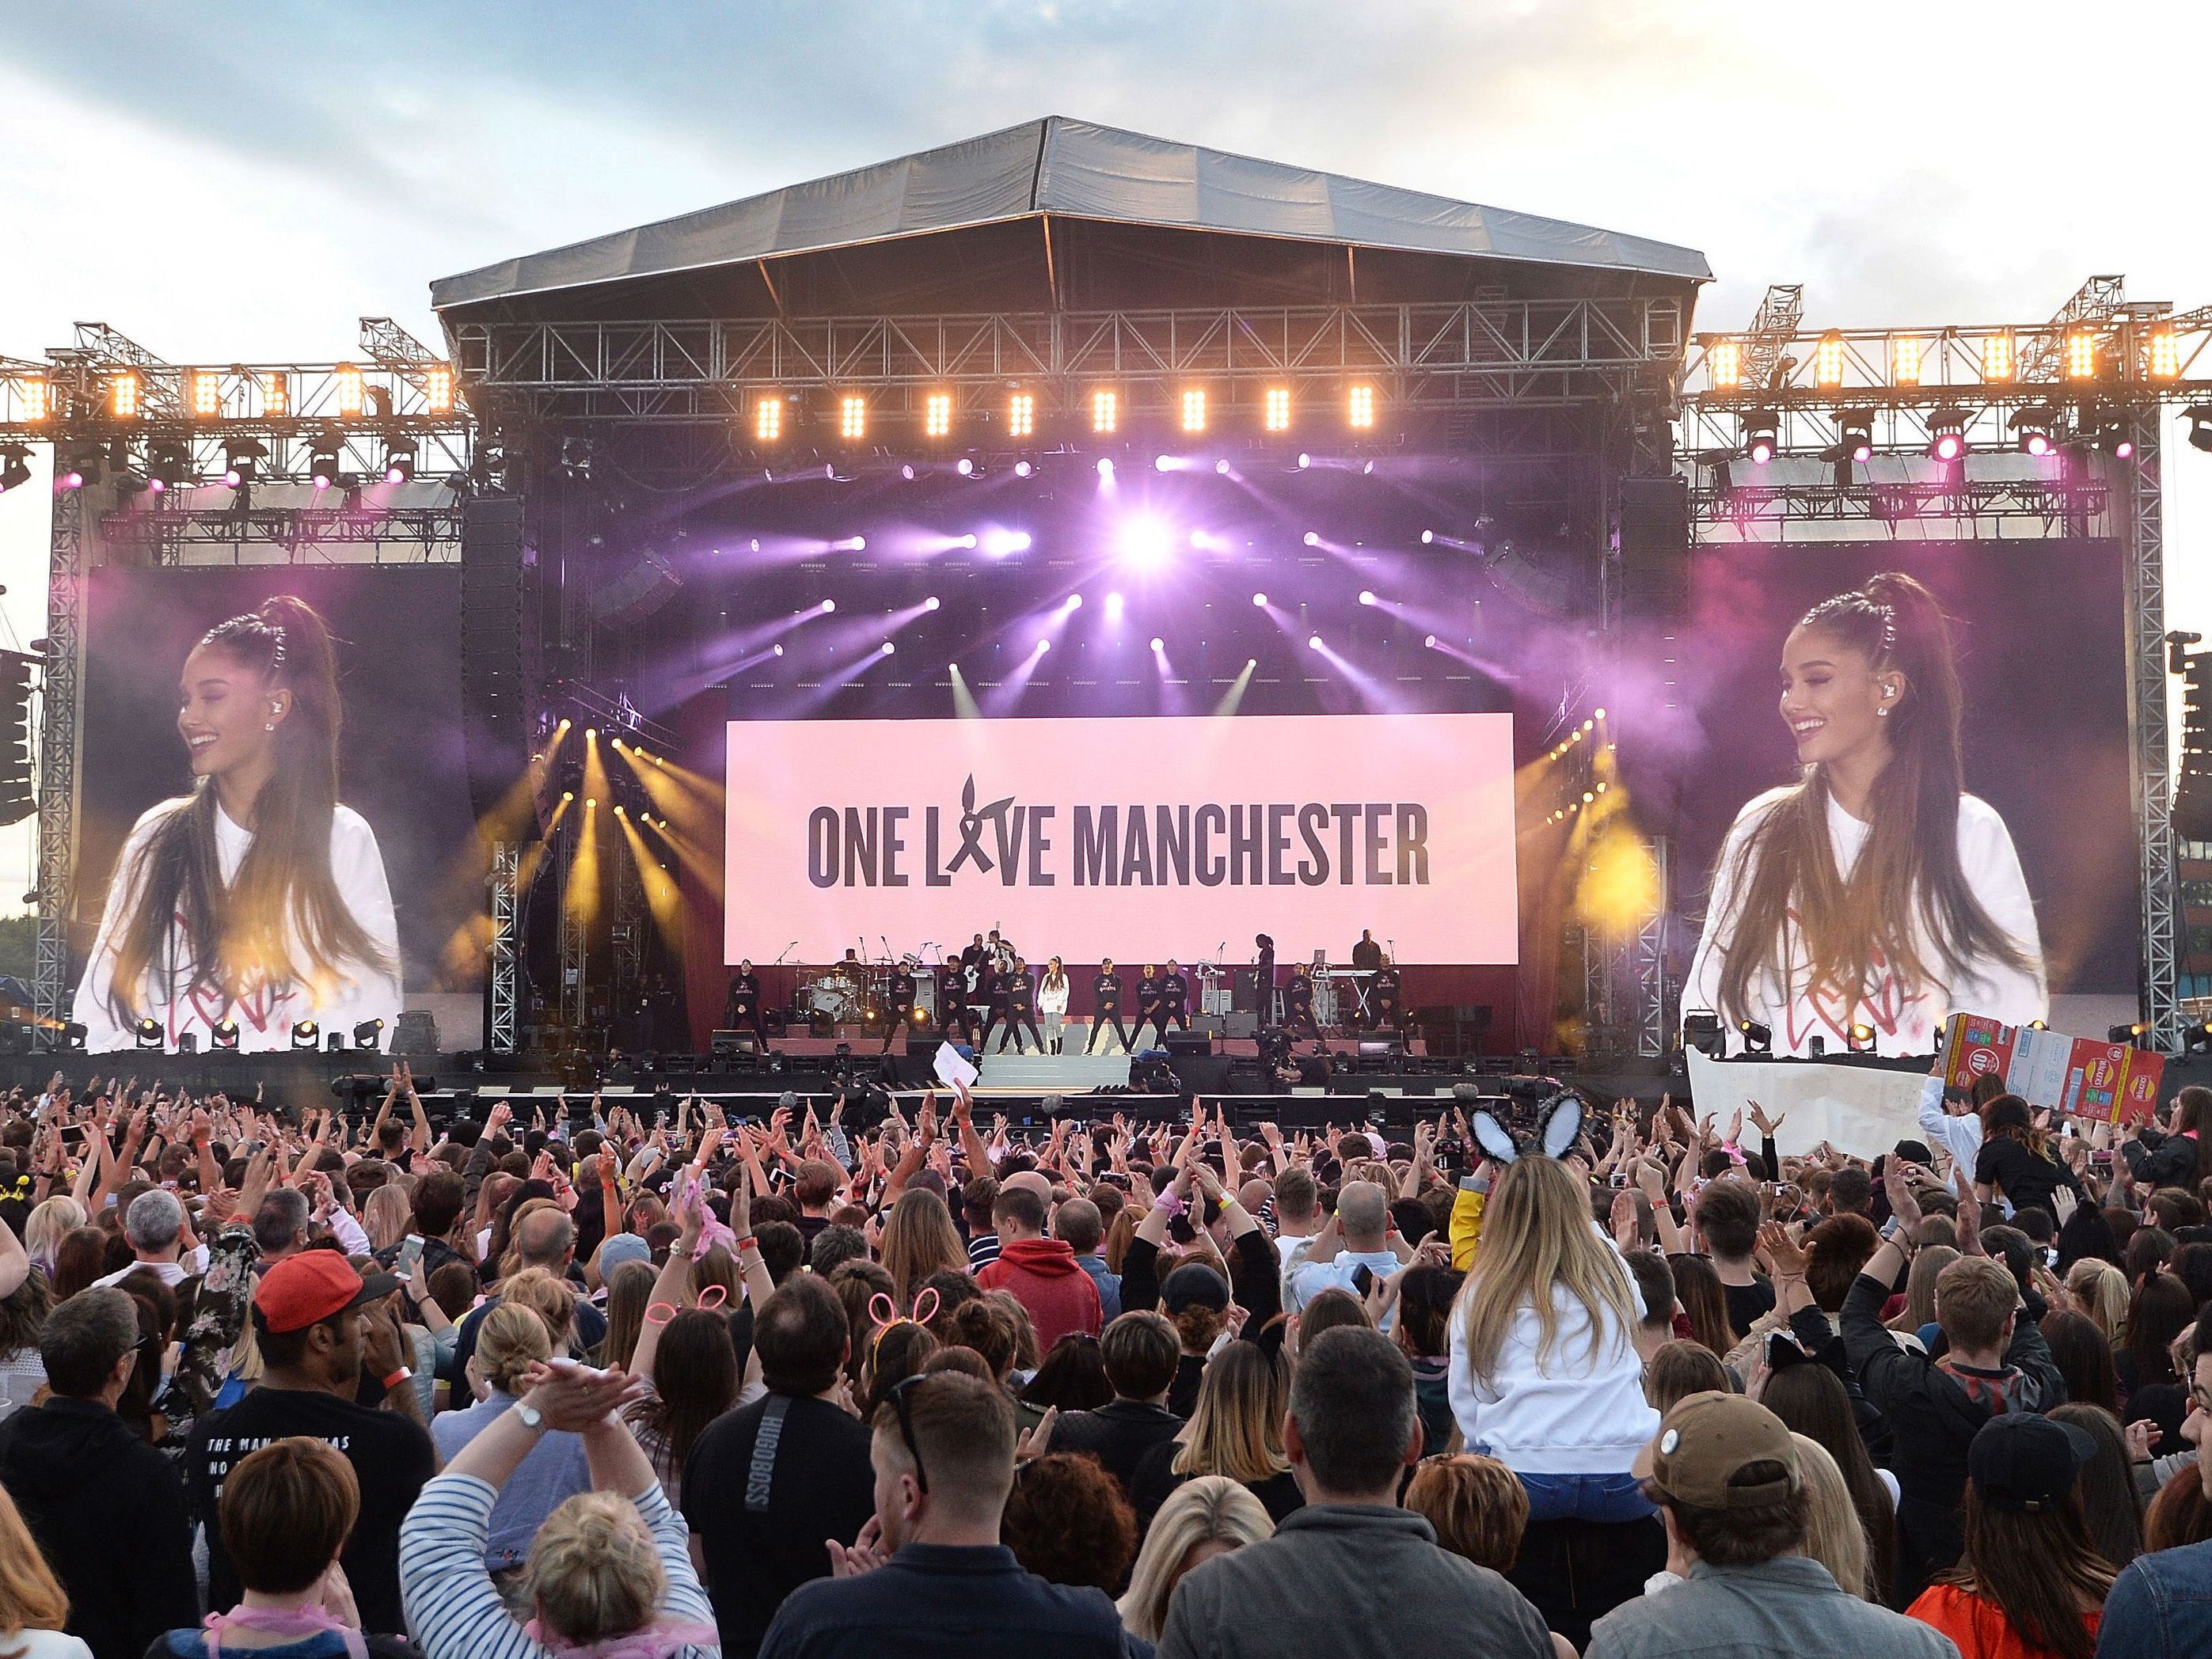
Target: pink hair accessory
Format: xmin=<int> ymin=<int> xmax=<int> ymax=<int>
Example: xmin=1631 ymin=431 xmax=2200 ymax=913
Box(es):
xmin=523 ymin=1618 xmax=720 ymax=1659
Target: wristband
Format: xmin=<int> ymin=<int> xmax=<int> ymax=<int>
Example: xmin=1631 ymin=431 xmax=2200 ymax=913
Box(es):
xmin=382 ymin=1366 xmax=413 ymax=1391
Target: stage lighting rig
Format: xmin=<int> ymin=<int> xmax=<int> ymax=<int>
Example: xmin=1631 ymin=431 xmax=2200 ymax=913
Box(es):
xmin=291 ymin=1019 xmax=320 ymax=1050
xmin=1925 ymin=408 xmax=1969 ymax=462
xmin=2108 ymin=1021 xmax=2147 ymax=1046
xmin=222 ymin=438 xmax=267 ymax=488
xmin=2187 ymin=404 xmax=2212 ymax=454
xmin=382 ymin=435 xmax=417 ymax=484
xmin=134 ymin=1018 xmax=162 ymax=1051
xmin=1822 ymin=414 xmax=1874 ymax=466
xmin=212 ymin=1019 xmax=239 ymax=1052
xmin=1740 ymin=410 xmax=1778 ymax=465
xmin=147 ymin=443 xmax=191 ymax=491
xmin=0 ymin=446 xmax=29 ymax=493
xmin=2009 ymin=407 xmax=2056 ymax=457
xmin=308 ymin=428 xmax=346 ymax=490
xmin=1738 ymin=1019 xmax=1773 ymax=1057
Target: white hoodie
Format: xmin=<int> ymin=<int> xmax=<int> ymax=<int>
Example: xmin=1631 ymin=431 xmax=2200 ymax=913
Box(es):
xmin=1446 ymin=1232 xmax=1660 ymax=1475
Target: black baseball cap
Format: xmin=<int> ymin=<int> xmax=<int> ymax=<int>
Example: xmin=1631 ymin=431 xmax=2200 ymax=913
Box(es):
xmin=1161 ymin=1262 xmax=1230 ymax=1315
xmin=1968 ymin=1412 xmax=2096 ymax=1512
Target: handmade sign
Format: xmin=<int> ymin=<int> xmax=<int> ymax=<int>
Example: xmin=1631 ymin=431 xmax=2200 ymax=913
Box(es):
xmin=1939 ymin=1012 xmax=2163 ymax=1126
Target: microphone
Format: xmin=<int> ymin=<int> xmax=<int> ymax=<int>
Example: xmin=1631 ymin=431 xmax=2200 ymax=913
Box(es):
xmin=775 ymin=940 xmax=798 ymax=963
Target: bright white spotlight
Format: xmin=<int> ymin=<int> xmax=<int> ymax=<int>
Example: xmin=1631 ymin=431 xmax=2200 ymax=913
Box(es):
xmin=1420 ymin=530 xmax=1435 ymax=545
xmin=1245 ymin=657 xmax=1256 ymax=668
xmin=1014 ymin=460 xmax=1032 ymax=477
xmin=1252 ymin=592 xmax=1268 ymax=607
xmin=1063 ymin=593 xmax=1084 ymax=613
xmin=1214 ymin=459 xmax=1230 ymax=475
xmin=1423 ymin=633 xmax=1438 ymax=649
xmin=1297 ymin=453 xmax=1312 ymax=469
xmin=982 ymin=530 xmax=1030 ymax=556
xmin=1302 ymin=531 xmax=1321 ymax=547
xmin=880 ymin=641 xmax=896 ymax=655
xmin=820 ymin=599 xmax=837 ymax=613
xmin=830 ymin=535 xmax=865 ymax=552
xmin=1104 ymin=592 xmax=1125 ymax=621
xmin=1150 ymin=637 xmax=1165 ymax=652
xmin=956 ymin=457 xmax=975 ymax=476
xmin=925 ymin=596 xmax=941 ymax=611
xmin=1096 ymin=457 xmax=1116 ymax=478
xmin=1154 ymin=455 xmax=1174 ymax=473
xmin=1359 ymin=590 xmax=1377 ymax=606
xmin=1035 ymin=637 xmax=1051 ymax=655
xmin=1119 ymin=517 xmax=1173 ymax=569
xmin=899 ymin=464 xmax=916 ymax=480
xmin=957 ymin=533 xmax=980 ymax=550
xmin=773 ymin=643 xmax=786 ymax=656
xmin=1307 ymin=634 xmax=1324 ymax=651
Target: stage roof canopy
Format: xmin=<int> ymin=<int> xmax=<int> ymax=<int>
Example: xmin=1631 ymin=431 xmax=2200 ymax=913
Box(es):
xmin=432 ymin=116 xmax=1708 ymax=321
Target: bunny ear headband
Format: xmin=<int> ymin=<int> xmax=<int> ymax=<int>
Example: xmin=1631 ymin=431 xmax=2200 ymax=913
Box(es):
xmin=1468 ymin=1088 xmax=1586 ymax=1166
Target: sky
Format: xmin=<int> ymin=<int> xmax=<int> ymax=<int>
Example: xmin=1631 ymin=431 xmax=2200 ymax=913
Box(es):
xmin=0 ymin=0 xmax=2206 ymax=909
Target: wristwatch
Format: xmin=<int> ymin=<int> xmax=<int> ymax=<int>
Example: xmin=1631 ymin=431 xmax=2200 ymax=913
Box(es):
xmin=515 ymin=1401 xmax=546 ymax=1433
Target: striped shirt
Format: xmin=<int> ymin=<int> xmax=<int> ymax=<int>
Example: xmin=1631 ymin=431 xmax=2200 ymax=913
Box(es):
xmin=967 ymin=1232 xmax=1001 ymax=1270
xmin=398 ymin=1471 xmax=716 ymax=1659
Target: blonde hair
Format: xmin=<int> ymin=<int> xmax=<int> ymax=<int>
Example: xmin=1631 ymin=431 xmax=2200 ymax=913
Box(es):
xmin=1172 ymin=1342 xmax=1290 ymax=1486
xmin=0 ymin=1486 xmax=67 ymax=1653
xmin=2066 ymin=1258 xmax=2130 ymax=1343
xmin=500 ymin=1266 xmax=577 ymax=1350
xmin=880 ymin=1189 xmax=968 ymax=1308
xmin=475 ymin=1300 xmax=553 ymax=1395
xmin=1792 ymin=1433 xmax=1872 ymax=1600
xmin=1117 ymin=1476 xmax=1272 ymax=1642
xmin=1456 ymin=1156 xmax=1637 ymax=1385
xmin=1888 ymin=1245 xmax=1959 ymax=1334
xmin=23 ymin=1197 xmax=85 ymax=1274
xmin=363 ymin=1184 xmax=413 ymax=1253
xmin=526 ymin=1491 xmax=667 ymax=1645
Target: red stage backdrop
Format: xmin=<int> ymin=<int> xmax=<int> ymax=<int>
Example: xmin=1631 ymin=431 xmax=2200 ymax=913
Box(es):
xmin=724 ymin=712 xmax=1518 ymax=966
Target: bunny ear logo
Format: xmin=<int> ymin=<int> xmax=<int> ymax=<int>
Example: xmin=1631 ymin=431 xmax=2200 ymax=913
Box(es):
xmin=946 ymin=774 xmax=1017 ymax=875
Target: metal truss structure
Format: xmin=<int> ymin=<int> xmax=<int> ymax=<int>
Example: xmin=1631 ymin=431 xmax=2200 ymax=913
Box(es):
xmin=448 ymin=297 xmax=1687 ymax=431
xmin=488 ymin=840 xmax=520 ymax=1054
xmin=97 ymin=496 xmax=466 ymax=561
xmin=1675 ymin=278 xmax=2211 ymax=1052
xmin=32 ymin=488 xmax=84 ymax=1038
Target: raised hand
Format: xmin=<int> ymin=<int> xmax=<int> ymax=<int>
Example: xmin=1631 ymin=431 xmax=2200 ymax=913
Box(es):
xmin=829 ymin=1516 xmax=888 ymax=1577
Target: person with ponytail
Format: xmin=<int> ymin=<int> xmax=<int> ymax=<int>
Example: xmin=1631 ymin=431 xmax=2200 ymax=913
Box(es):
xmin=1686 ymin=571 xmax=2044 ymax=1057
xmin=74 ymin=595 xmax=400 ymax=1052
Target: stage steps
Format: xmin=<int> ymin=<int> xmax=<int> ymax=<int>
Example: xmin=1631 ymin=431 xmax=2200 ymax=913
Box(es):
xmin=968 ymin=1052 xmax=1131 ymax=1092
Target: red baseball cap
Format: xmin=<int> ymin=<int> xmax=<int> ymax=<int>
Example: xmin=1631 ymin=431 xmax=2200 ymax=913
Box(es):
xmin=253 ymin=1251 xmax=401 ymax=1334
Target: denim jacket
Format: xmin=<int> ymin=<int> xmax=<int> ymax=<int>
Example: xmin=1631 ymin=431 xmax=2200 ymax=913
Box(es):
xmin=2096 ymin=1541 xmax=2212 ymax=1659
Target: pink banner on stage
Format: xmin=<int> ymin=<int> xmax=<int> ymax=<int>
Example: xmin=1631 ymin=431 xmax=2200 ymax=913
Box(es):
xmin=724 ymin=712 xmax=1518 ymax=966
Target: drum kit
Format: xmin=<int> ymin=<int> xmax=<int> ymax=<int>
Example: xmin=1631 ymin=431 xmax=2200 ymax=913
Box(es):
xmin=799 ymin=943 xmax=937 ymax=1026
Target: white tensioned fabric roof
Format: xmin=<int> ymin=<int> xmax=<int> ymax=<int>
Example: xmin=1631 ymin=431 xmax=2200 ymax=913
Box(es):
xmin=431 ymin=116 xmax=1710 ymax=309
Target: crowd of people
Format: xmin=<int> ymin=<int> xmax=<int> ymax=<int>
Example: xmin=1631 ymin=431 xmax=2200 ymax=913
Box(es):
xmin=0 ymin=1059 xmax=2210 ymax=1659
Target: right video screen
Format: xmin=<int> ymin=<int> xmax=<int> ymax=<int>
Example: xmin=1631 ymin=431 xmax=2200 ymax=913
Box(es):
xmin=1674 ymin=539 xmax=2137 ymax=1057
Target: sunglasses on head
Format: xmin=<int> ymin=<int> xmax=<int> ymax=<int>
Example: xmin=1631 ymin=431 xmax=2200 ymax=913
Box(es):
xmin=887 ymin=1372 xmax=934 ymax=1494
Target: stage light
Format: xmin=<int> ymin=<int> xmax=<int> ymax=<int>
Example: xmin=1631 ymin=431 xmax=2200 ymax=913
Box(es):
xmin=899 ymin=463 xmax=916 ymax=481
xmin=1423 ymin=633 xmax=1438 ymax=648
xmin=352 ymin=1018 xmax=384 ymax=1052
xmin=1119 ymin=517 xmax=1172 ymax=569
xmin=1154 ymin=454 xmax=1174 ymax=473
xmin=1062 ymin=593 xmax=1084 ymax=613
xmin=309 ymin=431 xmax=344 ymax=489
xmin=424 ymin=364 xmax=455 ymax=413
xmin=1594 ymin=706 xmax=1607 ymax=719
xmin=1104 ymin=591 xmax=1124 ymax=621
xmin=1180 ymin=388 xmax=1207 ymax=434
xmin=1252 ymin=592 xmax=1268 ymax=606
xmin=1707 ymin=340 xmax=1743 ymax=389
xmin=1302 ymin=531 xmax=1321 ymax=547
xmin=1846 ymin=1021 xmax=1875 ymax=1053
xmin=561 ymin=790 xmax=573 ymax=802
xmin=1035 ymin=637 xmax=1051 ymax=655
xmin=1359 ymin=590 xmax=1377 ymax=606
xmin=1813 ymin=332 xmax=1845 ymax=388
xmin=2066 ymin=330 xmax=2098 ymax=380
xmin=1013 ymin=460 xmax=1032 ymax=477
xmin=1347 ymin=383 xmax=1375 ymax=428
xmin=334 ymin=363 xmax=364 ymax=417
xmin=1420 ymin=530 xmax=1435 ymax=545
xmin=1307 ymin=634 xmax=1323 ymax=651
xmin=1264 ymin=387 xmax=1291 ymax=432
xmin=291 ymin=1019 xmax=319 ymax=1051
xmin=955 ymin=533 xmax=980 ymax=550
xmin=110 ymin=373 xmax=140 ymax=419
xmin=1738 ymin=1019 xmax=1773 ymax=1057
xmin=1096 ymin=457 xmax=1115 ymax=478
xmin=773 ymin=643 xmax=785 ymax=656
xmin=585 ymin=796 xmax=597 ymax=808
xmin=1891 ymin=336 xmax=1921 ymax=386
xmin=584 ymin=727 xmax=595 ymax=740
xmin=2009 ymin=407 xmax=2054 ymax=456
xmin=382 ymin=435 xmax=417 ymax=484
xmin=2186 ymin=404 xmax=2212 ymax=454
xmin=956 ymin=457 xmax=975 ymax=476
xmin=820 ymin=599 xmax=837 ymax=613
xmin=259 ymin=371 xmax=287 ymax=416
xmin=191 ymin=370 xmax=221 ymax=419
xmin=925 ymin=595 xmax=941 ymax=611
xmin=17 ymin=378 xmax=47 ymax=422
xmin=838 ymin=396 xmax=867 ymax=440
xmin=1296 ymin=453 xmax=1312 ymax=469
xmin=134 ymin=1017 xmax=162 ymax=1051
xmin=1007 ymin=392 xmax=1035 ymax=438
xmin=1982 ymin=331 xmax=2014 ymax=382
xmin=2109 ymin=1021 xmax=2147 ymax=1045
xmin=924 ymin=393 xmax=952 ymax=438
xmin=1926 ymin=412 xmax=1967 ymax=462
xmin=2150 ymin=329 xmax=2181 ymax=380
xmin=1827 ymin=413 xmax=1874 ymax=465
xmin=1214 ymin=458 xmax=1231 ymax=475
xmin=1742 ymin=410 xmax=1778 ymax=465
xmin=1150 ymin=637 xmax=1165 ymax=652
xmin=754 ymin=396 xmax=783 ymax=442
xmin=211 ymin=1019 xmax=238 ymax=1052
xmin=880 ymin=641 xmax=895 ymax=655
xmin=0 ymin=447 xmax=29 ymax=493
xmin=1092 ymin=389 xmax=1119 ymax=434
xmin=222 ymin=438 xmax=266 ymax=488
xmin=557 ymin=718 xmax=571 ymax=731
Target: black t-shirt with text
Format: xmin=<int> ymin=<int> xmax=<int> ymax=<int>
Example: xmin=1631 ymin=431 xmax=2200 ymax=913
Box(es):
xmin=187 ymin=1386 xmax=435 ymax=1636
xmin=1161 ymin=974 xmax=1188 ymax=1009
xmin=1286 ymin=975 xmax=1313 ymax=1008
xmin=1093 ymin=972 xmax=1121 ymax=1007
xmin=729 ymin=974 xmax=761 ymax=1010
xmin=1006 ymin=974 xmax=1034 ymax=1013
xmin=1137 ymin=975 xmax=1161 ymax=1008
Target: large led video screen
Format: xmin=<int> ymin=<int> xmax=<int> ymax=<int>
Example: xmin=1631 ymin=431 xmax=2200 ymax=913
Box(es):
xmin=1673 ymin=540 xmax=2137 ymax=1057
xmin=74 ymin=568 xmax=484 ymax=1052
xmin=725 ymin=712 xmax=1517 ymax=966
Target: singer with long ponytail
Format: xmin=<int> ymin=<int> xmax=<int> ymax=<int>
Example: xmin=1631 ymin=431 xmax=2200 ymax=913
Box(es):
xmin=75 ymin=595 xmax=401 ymax=1052
xmin=1686 ymin=571 xmax=2045 ymax=1057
